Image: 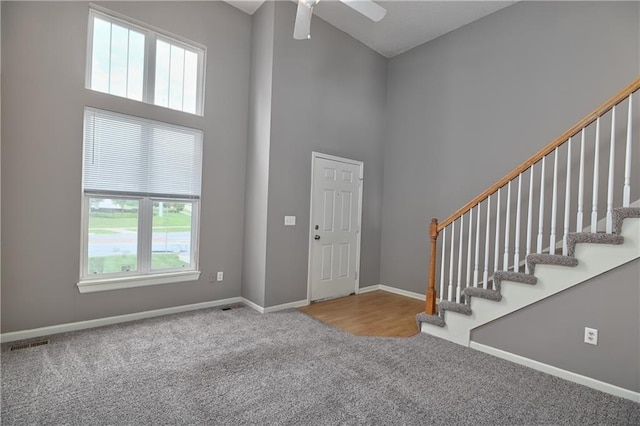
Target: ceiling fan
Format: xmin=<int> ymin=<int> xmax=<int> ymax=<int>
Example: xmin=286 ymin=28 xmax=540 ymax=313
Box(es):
xmin=294 ymin=0 xmax=387 ymax=40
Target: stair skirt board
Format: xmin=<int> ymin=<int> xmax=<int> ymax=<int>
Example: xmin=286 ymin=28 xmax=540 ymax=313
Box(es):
xmin=420 ymin=216 xmax=640 ymax=347
xmin=470 ymin=341 xmax=640 ymax=403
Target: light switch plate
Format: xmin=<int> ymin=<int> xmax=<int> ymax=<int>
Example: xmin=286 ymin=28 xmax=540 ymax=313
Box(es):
xmin=284 ymin=216 xmax=296 ymax=226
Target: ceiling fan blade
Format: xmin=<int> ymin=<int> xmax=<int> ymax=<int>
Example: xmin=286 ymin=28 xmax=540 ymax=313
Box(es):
xmin=339 ymin=0 xmax=386 ymax=22
xmin=293 ymin=0 xmax=313 ymax=40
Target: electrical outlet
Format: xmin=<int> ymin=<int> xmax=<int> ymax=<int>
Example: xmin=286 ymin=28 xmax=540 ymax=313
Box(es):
xmin=584 ymin=327 xmax=598 ymax=345
xmin=284 ymin=216 xmax=296 ymax=226
xmin=217 ymin=271 xmax=224 ymax=282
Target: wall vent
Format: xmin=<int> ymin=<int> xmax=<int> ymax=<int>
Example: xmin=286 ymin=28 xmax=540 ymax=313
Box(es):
xmin=220 ymin=304 xmax=243 ymax=311
xmin=9 ymin=340 xmax=50 ymax=351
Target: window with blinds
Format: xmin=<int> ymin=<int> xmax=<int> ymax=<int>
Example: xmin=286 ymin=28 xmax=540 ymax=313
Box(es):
xmin=80 ymin=107 xmax=203 ymax=286
xmin=83 ymin=107 xmax=202 ymax=198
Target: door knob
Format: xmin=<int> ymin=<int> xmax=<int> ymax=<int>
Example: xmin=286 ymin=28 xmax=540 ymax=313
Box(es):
xmin=314 ymin=235 xmax=321 ymax=240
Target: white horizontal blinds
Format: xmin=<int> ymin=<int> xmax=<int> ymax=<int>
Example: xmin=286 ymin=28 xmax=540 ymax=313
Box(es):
xmin=83 ymin=107 xmax=203 ymax=198
xmin=91 ymin=15 xmax=145 ymax=101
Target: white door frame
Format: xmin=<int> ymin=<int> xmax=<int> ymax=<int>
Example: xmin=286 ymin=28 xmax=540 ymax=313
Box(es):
xmin=307 ymin=152 xmax=364 ymax=304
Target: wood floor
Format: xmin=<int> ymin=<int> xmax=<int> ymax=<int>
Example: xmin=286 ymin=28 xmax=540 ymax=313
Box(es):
xmin=298 ymin=290 xmax=425 ymax=337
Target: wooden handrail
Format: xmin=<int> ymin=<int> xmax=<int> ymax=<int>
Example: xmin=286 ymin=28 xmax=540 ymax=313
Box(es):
xmin=437 ymin=77 xmax=640 ymax=232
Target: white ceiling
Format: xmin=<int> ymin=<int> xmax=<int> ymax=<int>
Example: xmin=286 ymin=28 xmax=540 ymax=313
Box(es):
xmin=224 ymin=0 xmax=517 ymax=58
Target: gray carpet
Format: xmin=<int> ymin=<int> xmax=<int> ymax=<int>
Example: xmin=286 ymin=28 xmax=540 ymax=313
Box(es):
xmin=2 ymin=306 xmax=639 ymax=425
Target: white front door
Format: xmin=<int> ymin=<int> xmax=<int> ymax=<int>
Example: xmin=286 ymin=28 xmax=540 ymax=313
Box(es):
xmin=309 ymin=154 xmax=362 ymax=302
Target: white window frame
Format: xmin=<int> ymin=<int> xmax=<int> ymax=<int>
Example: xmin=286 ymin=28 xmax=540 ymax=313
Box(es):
xmin=78 ymin=108 xmax=203 ymax=294
xmin=78 ymin=197 xmax=201 ymax=293
xmin=86 ymin=5 xmax=207 ymax=116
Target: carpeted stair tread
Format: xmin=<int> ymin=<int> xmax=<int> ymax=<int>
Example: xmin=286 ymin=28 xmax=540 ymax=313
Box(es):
xmin=526 ymin=254 xmax=578 ymax=274
xmin=613 ymin=207 xmax=640 ymax=235
xmin=566 ymin=232 xmax=624 ymax=257
xmin=415 ymin=312 xmax=445 ymax=328
xmin=439 ymin=301 xmax=472 ymax=315
xmin=463 ymin=287 xmax=502 ymax=303
xmin=493 ymin=271 xmax=537 ymax=292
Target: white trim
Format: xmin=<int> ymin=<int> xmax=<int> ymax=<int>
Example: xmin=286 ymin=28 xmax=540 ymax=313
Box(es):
xmin=77 ymin=270 xmax=201 ymax=293
xmin=307 ymin=152 xmax=364 ymax=304
xmin=357 ymin=285 xmax=381 ymax=294
xmin=240 ymin=298 xmax=308 ymax=314
xmin=0 ymin=297 xmax=242 ymax=343
xmin=470 ymin=341 xmax=640 ymax=403
xmin=241 ymin=297 xmax=265 ymax=313
xmin=357 ymin=284 xmax=426 ymax=301
xmin=1 ymin=296 xmax=312 ymax=343
xmin=262 ymin=299 xmax=308 ymax=313
xmin=311 ymin=152 xmax=364 ymax=179
xmin=379 ymin=284 xmax=426 ymax=301
xmin=88 ymin=4 xmax=206 ymax=52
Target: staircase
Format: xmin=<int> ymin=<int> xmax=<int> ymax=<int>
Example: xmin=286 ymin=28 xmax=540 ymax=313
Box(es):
xmin=417 ymin=77 xmax=640 ymax=347
xmin=418 ymin=207 xmax=639 ymax=345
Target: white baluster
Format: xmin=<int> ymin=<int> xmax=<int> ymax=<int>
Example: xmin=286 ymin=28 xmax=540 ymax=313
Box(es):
xmin=493 ymin=188 xmax=501 ymax=287
xmin=563 ymin=138 xmax=572 ymax=256
xmin=466 ymin=208 xmax=473 ymax=291
xmin=606 ymin=106 xmax=616 ymax=233
xmin=456 ymin=216 xmax=464 ymax=303
xmin=623 ymin=95 xmax=633 ymax=207
xmin=577 ymin=129 xmax=586 ymax=231
xmin=448 ymin=221 xmax=455 ymax=301
xmin=483 ymin=195 xmax=491 ymax=289
xmin=550 ymin=148 xmax=559 ymax=254
xmin=514 ymin=174 xmax=522 ymax=272
xmin=474 ymin=204 xmax=481 ymax=287
xmin=440 ymin=227 xmax=446 ymax=302
xmin=526 ymin=166 xmax=534 ymax=273
xmin=503 ymin=181 xmax=512 ymax=270
xmin=591 ymin=117 xmax=601 ymax=233
xmin=537 ymin=156 xmax=546 ymax=253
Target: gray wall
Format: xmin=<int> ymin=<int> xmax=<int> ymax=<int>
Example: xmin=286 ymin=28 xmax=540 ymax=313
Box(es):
xmin=242 ymin=1 xmax=275 ymax=307
xmin=381 ymin=1 xmax=640 ymax=295
xmin=472 ymin=258 xmax=640 ymax=392
xmin=2 ymin=0 xmax=638 ymax=336
xmin=1 ymin=1 xmax=251 ymax=332
xmin=262 ymin=1 xmax=387 ymax=306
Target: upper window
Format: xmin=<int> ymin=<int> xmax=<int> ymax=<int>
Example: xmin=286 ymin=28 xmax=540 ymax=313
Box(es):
xmin=87 ymin=8 xmax=206 ymax=115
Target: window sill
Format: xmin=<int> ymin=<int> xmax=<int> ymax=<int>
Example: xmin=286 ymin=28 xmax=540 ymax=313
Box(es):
xmin=77 ymin=270 xmax=201 ymax=293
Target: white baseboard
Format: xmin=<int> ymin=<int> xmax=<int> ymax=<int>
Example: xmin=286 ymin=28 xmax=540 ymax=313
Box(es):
xmin=357 ymin=284 xmax=426 ymax=301
xmin=379 ymin=284 xmax=426 ymax=301
xmin=0 ymin=285 xmax=421 ymax=343
xmin=470 ymin=341 xmax=640 ymax=403
xmin=241 ymin=297 xmax=264 ymax=313
xmin=0 ymin=297 xmax=243 ymax=343
xmin=357 ymin=285 xmax=381 ymax=294
xmin=1 ymin=296 xmax=312 ymax=343
xmin=242 ymin=298 xmax=308 ymax=314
